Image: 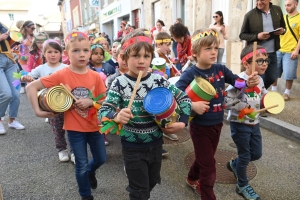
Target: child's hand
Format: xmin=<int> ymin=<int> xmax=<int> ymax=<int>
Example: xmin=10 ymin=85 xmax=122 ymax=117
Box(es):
xmin=192 ymin=101 xmax=210 ymax=115
xmin=161 ymin=122 xmax=185 ymax=134
xmin=21 ymin=75 xmax=34 ymax=82
xmin=35 ymin=110 xmax=58 ymax=118
xmin=74 ymin=98 xmax=93 ymax=110
xmin=114 ymin=108 xmax=133 ymax=124
xmin=247 ymin=71 xmax=260 ymax=87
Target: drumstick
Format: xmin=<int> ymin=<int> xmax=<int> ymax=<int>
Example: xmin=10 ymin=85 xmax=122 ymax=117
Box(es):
xmin=252 ymin=42 xmax=257 ymax=73
xmin=256 ymin=104 xmax=278 ymax=113
xmin=128 ymin=71 xmax=143 ymax=109
xmin=60 ymin=83 xmax=77 ymax=101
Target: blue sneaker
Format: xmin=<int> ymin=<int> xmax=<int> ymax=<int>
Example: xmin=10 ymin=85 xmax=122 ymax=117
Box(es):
xmin=227 ymin=159 xmax=238 ymax=180
xmin=236 ymin=184 xmax=260 ymax=200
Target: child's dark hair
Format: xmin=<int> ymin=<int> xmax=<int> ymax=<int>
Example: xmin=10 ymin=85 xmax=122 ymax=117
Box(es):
xmin=121 ymin=29 xmax=154 ymax=61
xmin=156 ymin=19 xmax=165 ymax=26
xmin=169 ymin=23 xmax=188 ymax=38
xmin=90 ymin=44 xmax=105 ymax=56
xmin=191 ymin=28 xmax=219 ymax=62
xmin=155 ymin=32 xmax=171 ymax=45
xmin=214 ymin=11 xmax=224 ymax=26
xmin=30 ymin=32 xmax=49 ymax=55
xmin=42 ymin=41 xmax=62 ymax=64
xmin=240 ymin=44 xmax=267 ymax=63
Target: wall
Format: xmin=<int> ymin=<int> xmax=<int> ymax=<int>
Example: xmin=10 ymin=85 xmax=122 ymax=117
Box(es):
xmin=70 ymin=0 xmax=82 ymax=29
xmin=0 ymin=10 xmax=28 ymax=30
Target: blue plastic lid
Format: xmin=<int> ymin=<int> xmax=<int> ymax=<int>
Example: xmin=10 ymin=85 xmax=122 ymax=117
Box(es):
xmin=143 ymin=87 xmax=173 ymax=115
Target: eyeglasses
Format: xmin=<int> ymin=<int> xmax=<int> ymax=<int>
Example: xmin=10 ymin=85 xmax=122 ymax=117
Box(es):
xmin=250 ymin=58 xmax=270 ymax=65
xmin=213 ymin=16 xmax=219 ymax=18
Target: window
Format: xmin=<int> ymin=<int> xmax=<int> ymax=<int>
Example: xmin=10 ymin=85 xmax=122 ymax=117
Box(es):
xmin=73 ymin=6 xmax=80 ymax=28
xmin=153 ymin=1 xmax=161 ymax=26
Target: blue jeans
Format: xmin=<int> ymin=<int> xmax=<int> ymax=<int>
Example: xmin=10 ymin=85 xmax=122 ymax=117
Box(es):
xmin=276 ymin=51 xmax=298 ymax=80
xmin=230 ymin=122 xmax=262 ymax=187
xmin=261 ymin=52 xmax=277 ymax=89
xmin=172 ymin=41 xmax=181 ymax=70
xmin=67 ymin=131 xmax=107 ymax=198
xmin=0 ymin=54 xmax=20 ymax=118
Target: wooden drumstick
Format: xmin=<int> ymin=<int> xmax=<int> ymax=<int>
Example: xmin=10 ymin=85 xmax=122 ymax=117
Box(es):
xmin=252 ymin=42 xmax=257 ymax=73
xmin=256 ymin=104 xmax=278 ymax=113
xmin=60 ymin=83 xmax=77 ymax=101
xmin=128 ymin=71 xmax=143 ymax=109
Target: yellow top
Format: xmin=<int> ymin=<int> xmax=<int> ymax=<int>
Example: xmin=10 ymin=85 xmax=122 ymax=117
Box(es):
xmin=279 ymin=13 xmax=300 ymax=53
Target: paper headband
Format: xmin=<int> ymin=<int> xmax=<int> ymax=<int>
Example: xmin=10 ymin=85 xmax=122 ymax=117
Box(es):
xmin=43 ymin=39 xmax=61 ymax=50
xmin=191 ymin=30 xmax=219 ymax=43
xmin=121 ymin=36 xmax=152 ymax=50
xmin=144 ymin=31 xmax=151 ymax=35
xmin=241 ymin=49 xmax=267 ymax=63
xmin=64 ymin=32 xmax=88 ymax=44
xmin=88 ymin=34 xmax=96 ymax=38
xmin=34 ymin=34 xmax=49 ymax=42
xmin=155 ymin=39 xmax=171 ymax=44
xmin=91 ymin=44 xmax=104 ymax=51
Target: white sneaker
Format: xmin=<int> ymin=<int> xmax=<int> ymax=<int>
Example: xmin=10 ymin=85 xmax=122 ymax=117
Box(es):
xmin=70 ymin=153 xmax=75 ymax=164
xmin=8 ymin=120 xmax=25 ymax=130
xmin=45 ymin=118 xmax=49 ymax=123
xmin=163 ymin=133 xmax=178 ymax=141
xmin=20 ymin=87 xmax=25 ymax=94
xmin=58 ymin=150 xmax=69 ymax=162
xmin=0 ymin=121 xmax=6 ymax=135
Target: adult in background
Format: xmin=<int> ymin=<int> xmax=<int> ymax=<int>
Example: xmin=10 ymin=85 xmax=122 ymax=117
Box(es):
xmin=117 ymin=21 xmax=128 ymax=39
xmin=240 ymin=0 xmax=285 ymax=89
xmin=0 ymin=22 xmax=25 ymax=134
xmin=209 ymin=11 xmax=229 ymax=64
xmin=152 ymin=19 xmax=168 ymax=42
xmin=101 ymin=32 xmax=111 ymax=47
xmin=272 ymin=0 xmax=300 ymax=101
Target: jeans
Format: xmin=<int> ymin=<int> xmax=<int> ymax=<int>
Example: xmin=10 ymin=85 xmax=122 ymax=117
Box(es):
xmin=276 ymin=51 xmax=298 ymax=80
xmin=67 ymin=131 xmax=107 ymax=198
xmin=261 ymin=52 xmax=277 ymax=89
xmin=230 ymin=122 xmax=262 ymax=187
xmin=123 ymin=142 xmax=162 ymax=200
xmin=172 ymin=41 xmax=181 ymax=70
xmin=0 ymin=54 xmax=20 ymax=118
xmin=217 ymin=48 xmax=224 ymax=64
xmin=187 ymin=122 xmax=223 ymax=200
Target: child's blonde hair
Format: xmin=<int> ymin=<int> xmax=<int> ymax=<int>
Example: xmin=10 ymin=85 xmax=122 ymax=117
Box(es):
xmin=191 ymin=28 xmax=219 ymax=62
xmin=65 ymin=37 xmax=88 ymax=51
xmin=155 ymin=32 xmax=171 ymax=46
xmin=121 ymin=29 xmax=154 ymax=61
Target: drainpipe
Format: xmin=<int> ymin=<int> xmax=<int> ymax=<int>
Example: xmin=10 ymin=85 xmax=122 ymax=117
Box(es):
xmin=192 ymin=0 xmax=196 ymax=33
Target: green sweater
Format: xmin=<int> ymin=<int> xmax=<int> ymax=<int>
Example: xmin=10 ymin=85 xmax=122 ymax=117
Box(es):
xmin=99 ymin=73 xmax=192 ymax=148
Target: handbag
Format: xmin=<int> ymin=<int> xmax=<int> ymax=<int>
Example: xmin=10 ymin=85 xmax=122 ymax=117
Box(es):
xmin=286 ymin=15 xmax=300 ymax=54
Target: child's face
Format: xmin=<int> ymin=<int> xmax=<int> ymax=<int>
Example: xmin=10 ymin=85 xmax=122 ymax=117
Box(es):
xmin=66 ymin=39 xmax=91 ymax=68
xmin=99 ymin=40 xmax=109 ymax=51
xmin=244 ymin=53 xmax=269 ymax=75
xmin=173 ymin=36 xmax=184 ymax=43
xmin=156 ymin=42 xmax=171 ymax=55
xmin=36 ymin=41 xmax=43 ymax=50
xmin=89 ymin=37 xmax=95 ymax=45
xmin=117 ymin=51 xmax=128 ymax=72
xmin=194 ymin=43 xmax=218 ymax=67
xmin=125 ymin=47 xmax=152 ymax=78
xmin=44 ymin=46 xmax=61 ymax=65
xmin=111 ymin=43 xmax=118 ymax=58
xmin=91 ymin=48 xmax=104 ymax=65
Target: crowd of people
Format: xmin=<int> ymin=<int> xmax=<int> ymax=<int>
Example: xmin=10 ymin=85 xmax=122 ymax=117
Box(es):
xmin=0 ymin=0 xmax=299 ymax=200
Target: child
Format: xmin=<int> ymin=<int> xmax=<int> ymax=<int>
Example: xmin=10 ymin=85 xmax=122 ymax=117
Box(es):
xmin=106 ymin=40 xmax=121 ymax=68
xmin=99 ymin=29 xmax=192 ymax=200
xmin=88 ymin=43 xmax=115 ymax=145
xmin=175 ymin=28 xmax=260 ymax=200
xmin=225 ymin=44 xmax=268 ymax=200
xmin=27 ymin=32 xmax=48 ymax=72
xmin=21 ymin=39 xmax=74 ymax=163
xmin=154 ymin=32 xmax=178 ymax=141
xmin=93 ymin=37 xmax=111 ymax=61
xmin=25 ymin=32 xmax=107 ymax=200
xmin=88 ymin=34 xmax=95 ymax=45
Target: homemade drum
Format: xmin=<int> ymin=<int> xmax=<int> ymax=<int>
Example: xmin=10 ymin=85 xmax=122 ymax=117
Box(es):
xmin=143 ymin=87 xmax=181 ymax=128
xmin=186 ymin=76 xmax=216 ymax=102
xmin=261 ymin=91 xmax=285 ymax=114
xmin=9 ymin=30 xmax=23 ymax=42
xmin=38 ymin=86 xmax=73 ymax=113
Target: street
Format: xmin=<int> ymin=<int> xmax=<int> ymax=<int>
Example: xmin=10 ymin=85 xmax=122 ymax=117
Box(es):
xmin=0 ymin=94 xmax=299 ymax=200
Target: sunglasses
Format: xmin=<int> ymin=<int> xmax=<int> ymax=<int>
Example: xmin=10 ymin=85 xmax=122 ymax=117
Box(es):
xmin=250 ymin=58 xmax=270 ymax=65
xmin=213 ymin=16 xmax=219 ymax=18
xmin=29 ymin=27 xmax=36 ymax=30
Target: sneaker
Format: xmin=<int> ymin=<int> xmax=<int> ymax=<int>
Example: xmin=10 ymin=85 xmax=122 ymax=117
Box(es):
xmin=195 ymin=180 xmax=201 ymax=196
xmin=82 ymin=195 xmax=94 ymax=200
xmin=163 ymin=133 xmax=178 ymax=141
xmin=88 ymin=172 xmax=97 ymax=189
xmin=282 ymin=93 xmax=290 ymax=101
xmin=8 ymin=120 xmax=25 ymax=130
xmin=104 ymin=137 xmax=109 ymax=146
xmin=45 ymin=118 xmax=49 ymax=123
xmin=227 ymin=159 xmax=238 ymax=180
xmin=162 ymin=148 xmax=169 ymax=157
xmin=20 ymin=87 xmax=25 ymax=94
xmin=236 ymin=184 xmax=260 ymax=200
xmin=70 ymin=153 xmax=75 ymax=164
xmin=0 ymin=121 xmax=6 ymax=135
xmin=58 ymin=150 xmax=69 ymax=162
xmin=186 ymin=177 xmax=198 ymax=190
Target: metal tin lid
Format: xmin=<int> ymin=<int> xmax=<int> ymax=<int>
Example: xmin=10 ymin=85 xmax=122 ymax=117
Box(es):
xmin=263 ymin=91 xmax=285 ymax=114
xmin=46 ymin=86 xmax=73 ymax=112
xmin=194 ymin=76 xmax=216 ymax=96
xmin=151 ymin=57 xmax=166 ymax=69
xmin=143 ymin=87 xmax=173 ymax=115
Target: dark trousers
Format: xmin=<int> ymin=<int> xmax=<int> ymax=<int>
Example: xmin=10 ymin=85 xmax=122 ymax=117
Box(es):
xmin=261 ymin=52 xmax=277 ymax=89
xmin=230 ymin=122 xmax=262 ymax=187
xmin=123 ymin=142 xmax=162 ymax=200
xmin=188 ymin=122 xmax=223 ymax=200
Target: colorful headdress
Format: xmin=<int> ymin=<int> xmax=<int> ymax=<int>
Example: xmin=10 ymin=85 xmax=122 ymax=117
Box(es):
xmin=155 ymin=38 xmax=171 ymax=44
xmin=241 ymin=49 xmax=267 ymax=63
xmin=191 ymin=30 xmax=219 ymax=43
xmin=88 ymin=34 xmax=96 ymax=38
xmin=64 ymin=31 xmax=88 ymax=45
xmin=91 ymin=44 xmax=104 ymax=51
xmin=121 ymin=36 xmax=152 ymax=50
xmin=93 ymin=37 xmax=107 ymax=44
xmin=43 ymin=39 xmax=61 ymax=50
xmin=34 ymin=32 xmax=49 ymax=42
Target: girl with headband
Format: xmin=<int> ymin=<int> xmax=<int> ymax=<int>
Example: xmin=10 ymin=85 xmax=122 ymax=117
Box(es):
xmin=21 ymin=39 xmax=74 ymax=164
